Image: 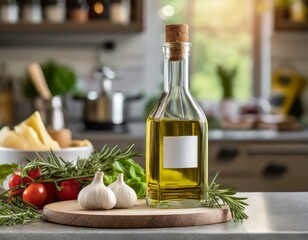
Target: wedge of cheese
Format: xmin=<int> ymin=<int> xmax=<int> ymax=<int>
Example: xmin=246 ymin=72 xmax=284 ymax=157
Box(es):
xmin=0 ymin=130 xmax=28 ymax=150
xmin=15 ymin=124 xmax=46 ymax=151
xmin=19 ymin=111 xmax=60 ymax=150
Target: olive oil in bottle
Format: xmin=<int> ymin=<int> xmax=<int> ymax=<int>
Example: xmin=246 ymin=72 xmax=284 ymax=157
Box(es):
xmin=146 ymin=24 xmax=208 ymax=208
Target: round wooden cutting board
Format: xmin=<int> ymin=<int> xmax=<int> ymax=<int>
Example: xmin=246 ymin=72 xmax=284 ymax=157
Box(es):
xmin=43 ymin=200 xmax=231 ymax=228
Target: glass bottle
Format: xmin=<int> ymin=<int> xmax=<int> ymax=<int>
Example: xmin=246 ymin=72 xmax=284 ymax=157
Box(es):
xmin=22 ymin=0 xmax=42 ymax=23
xmin=146 ymin=24 xmax=208 ymax=209
xmin=0 ymin=0 xmax=19 ymax=23
xmin=290 ymin=0 xmax=307 ymax=22
xmin=44 ymin=0 xmax=66 ymax=23
xmin=68 ymin=0 xmax=89 ymax=23
xmin=110 ymin=0 xmax=131 ymax=25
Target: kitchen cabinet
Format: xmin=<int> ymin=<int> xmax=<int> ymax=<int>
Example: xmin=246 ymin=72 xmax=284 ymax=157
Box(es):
xmin=0 ymin=19 xmax=143 ymax=34
xmin=209 ymin=140 xmax=308 ymax=191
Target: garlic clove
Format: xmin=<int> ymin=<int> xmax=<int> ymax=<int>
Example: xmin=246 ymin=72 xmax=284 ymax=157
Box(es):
xmin=108 ymin=173 xmax=137 ymax=209
xmin=78 ymin=172 xmax=116 ymax=210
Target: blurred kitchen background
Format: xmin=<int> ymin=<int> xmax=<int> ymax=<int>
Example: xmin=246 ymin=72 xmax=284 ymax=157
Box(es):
xmin=0 ymin=0 xmax=308 ymax=191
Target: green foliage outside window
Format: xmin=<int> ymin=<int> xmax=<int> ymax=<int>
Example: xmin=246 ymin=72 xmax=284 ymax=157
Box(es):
xmin=161 ymin=0 xmax=253 ymax=101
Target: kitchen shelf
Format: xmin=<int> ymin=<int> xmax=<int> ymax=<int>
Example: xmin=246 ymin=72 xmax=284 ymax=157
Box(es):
xmin=0 ymin=20 xmax=143 ymax=34
xmin=0 ymin=0 xmax=143 ymax=46
xmin=274 ymin=7 xmax=308 ymax=31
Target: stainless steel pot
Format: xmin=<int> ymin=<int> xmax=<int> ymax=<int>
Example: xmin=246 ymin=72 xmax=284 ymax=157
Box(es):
xmin=80 ymin=66 xmax=142 ymax=131
xmin=34 ymin=96 xmax=67 ymax=130
xmin=84 ymin=90 xmax=125 ymax=128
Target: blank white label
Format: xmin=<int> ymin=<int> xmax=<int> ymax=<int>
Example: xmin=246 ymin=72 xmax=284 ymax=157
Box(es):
xmin=163 ymin=136 xmax=198 ymax=168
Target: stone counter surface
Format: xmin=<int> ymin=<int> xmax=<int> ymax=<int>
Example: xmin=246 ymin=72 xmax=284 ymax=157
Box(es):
xmin=1 ymin=192 xmax=308 ymax=240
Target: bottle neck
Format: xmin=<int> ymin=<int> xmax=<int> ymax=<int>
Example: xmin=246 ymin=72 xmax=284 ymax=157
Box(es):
xmin=163 ymin=42 xmax=191 ymax=92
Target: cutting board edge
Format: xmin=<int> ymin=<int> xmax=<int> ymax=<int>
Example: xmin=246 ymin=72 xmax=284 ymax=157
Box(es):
xmin=43 ymin=200 xmax=232 ymax=228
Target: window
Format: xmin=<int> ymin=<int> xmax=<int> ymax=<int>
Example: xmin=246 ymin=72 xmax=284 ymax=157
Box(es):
xmin=160 ymin=0 xmax=254 ymax=101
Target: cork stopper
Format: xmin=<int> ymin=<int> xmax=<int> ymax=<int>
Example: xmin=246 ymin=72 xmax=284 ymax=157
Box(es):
xmin=166 ymin=24 xmax=189 ymax=43
xmin=165 ymin=24 xmax=189 ymax=61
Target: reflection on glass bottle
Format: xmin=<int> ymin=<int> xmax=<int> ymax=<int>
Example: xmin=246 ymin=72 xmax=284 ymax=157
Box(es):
xmin=146 ymin=24 xmax=208 ymax=209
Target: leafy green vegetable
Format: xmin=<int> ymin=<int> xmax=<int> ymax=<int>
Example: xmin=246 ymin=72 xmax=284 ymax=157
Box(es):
xmin=23 ymin=60 xmax=76 ymax=98
xmin=0 ymin=163 xmax=19 ymax=187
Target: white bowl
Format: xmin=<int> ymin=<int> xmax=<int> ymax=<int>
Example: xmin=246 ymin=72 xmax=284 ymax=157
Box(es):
xmin=0 ymin=146 xmax=93 ymax=188
xmin=0 ymin=146 xmax=93 ymax=165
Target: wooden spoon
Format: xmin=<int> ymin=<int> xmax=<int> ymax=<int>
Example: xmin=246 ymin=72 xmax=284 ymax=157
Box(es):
xmin=28 ymin=63 xmax=52 ymax=100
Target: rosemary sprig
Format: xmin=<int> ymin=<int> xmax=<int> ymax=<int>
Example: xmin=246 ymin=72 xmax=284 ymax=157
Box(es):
xmin=202 ymin=172 xmax=249 ymax=221
xmin=20 ymin=145 xmax=145 ymax=197
xmin=0 ymin=198 xmax=42 ymax=226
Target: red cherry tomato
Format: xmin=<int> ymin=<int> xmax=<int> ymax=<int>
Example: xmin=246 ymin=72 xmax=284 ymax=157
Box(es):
xmin=22 ymin=183 xmax=47 ymax=207
xmin=41 ymin=182 xmax=57 ymax=205
xmin=24 ymin=167 xmax=42 ymax=184
xmin=57 ymin=179 xmax=81 ymax=201
xmin=8 ymin=172 xmax=24 ymax=196
xmin=9 ymin=173 xmax=22 ymax=188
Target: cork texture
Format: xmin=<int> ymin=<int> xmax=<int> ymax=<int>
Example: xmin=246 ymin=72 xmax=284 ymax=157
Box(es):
xmin=166 ymin=24 xmax=189 ymax=42
xmin=165 ymin=24 xmax=189 ymax=61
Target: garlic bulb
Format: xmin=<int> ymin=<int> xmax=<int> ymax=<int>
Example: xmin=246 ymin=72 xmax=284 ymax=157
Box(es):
xmin=78 ymin=172 xmax=116 ymax=210
xmin=108 ymin=173 xmax=137 ymax=209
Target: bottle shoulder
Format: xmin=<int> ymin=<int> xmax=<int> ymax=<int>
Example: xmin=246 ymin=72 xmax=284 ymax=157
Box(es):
xmin=148 ymin=90 xmax=207 ymax=123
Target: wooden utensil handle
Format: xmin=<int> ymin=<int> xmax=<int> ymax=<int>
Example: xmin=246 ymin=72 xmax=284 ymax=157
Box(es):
xmin=28 ymin=63 xmax=52 ymax=100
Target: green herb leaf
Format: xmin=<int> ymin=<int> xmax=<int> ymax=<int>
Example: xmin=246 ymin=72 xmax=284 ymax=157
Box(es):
xmin=0 ymin=198 xmax=42 ymax=226
xmin=201 ymin=172 xmax=249 ymax=221
xmin=0 ymin=163 xmax=19 ymax=187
